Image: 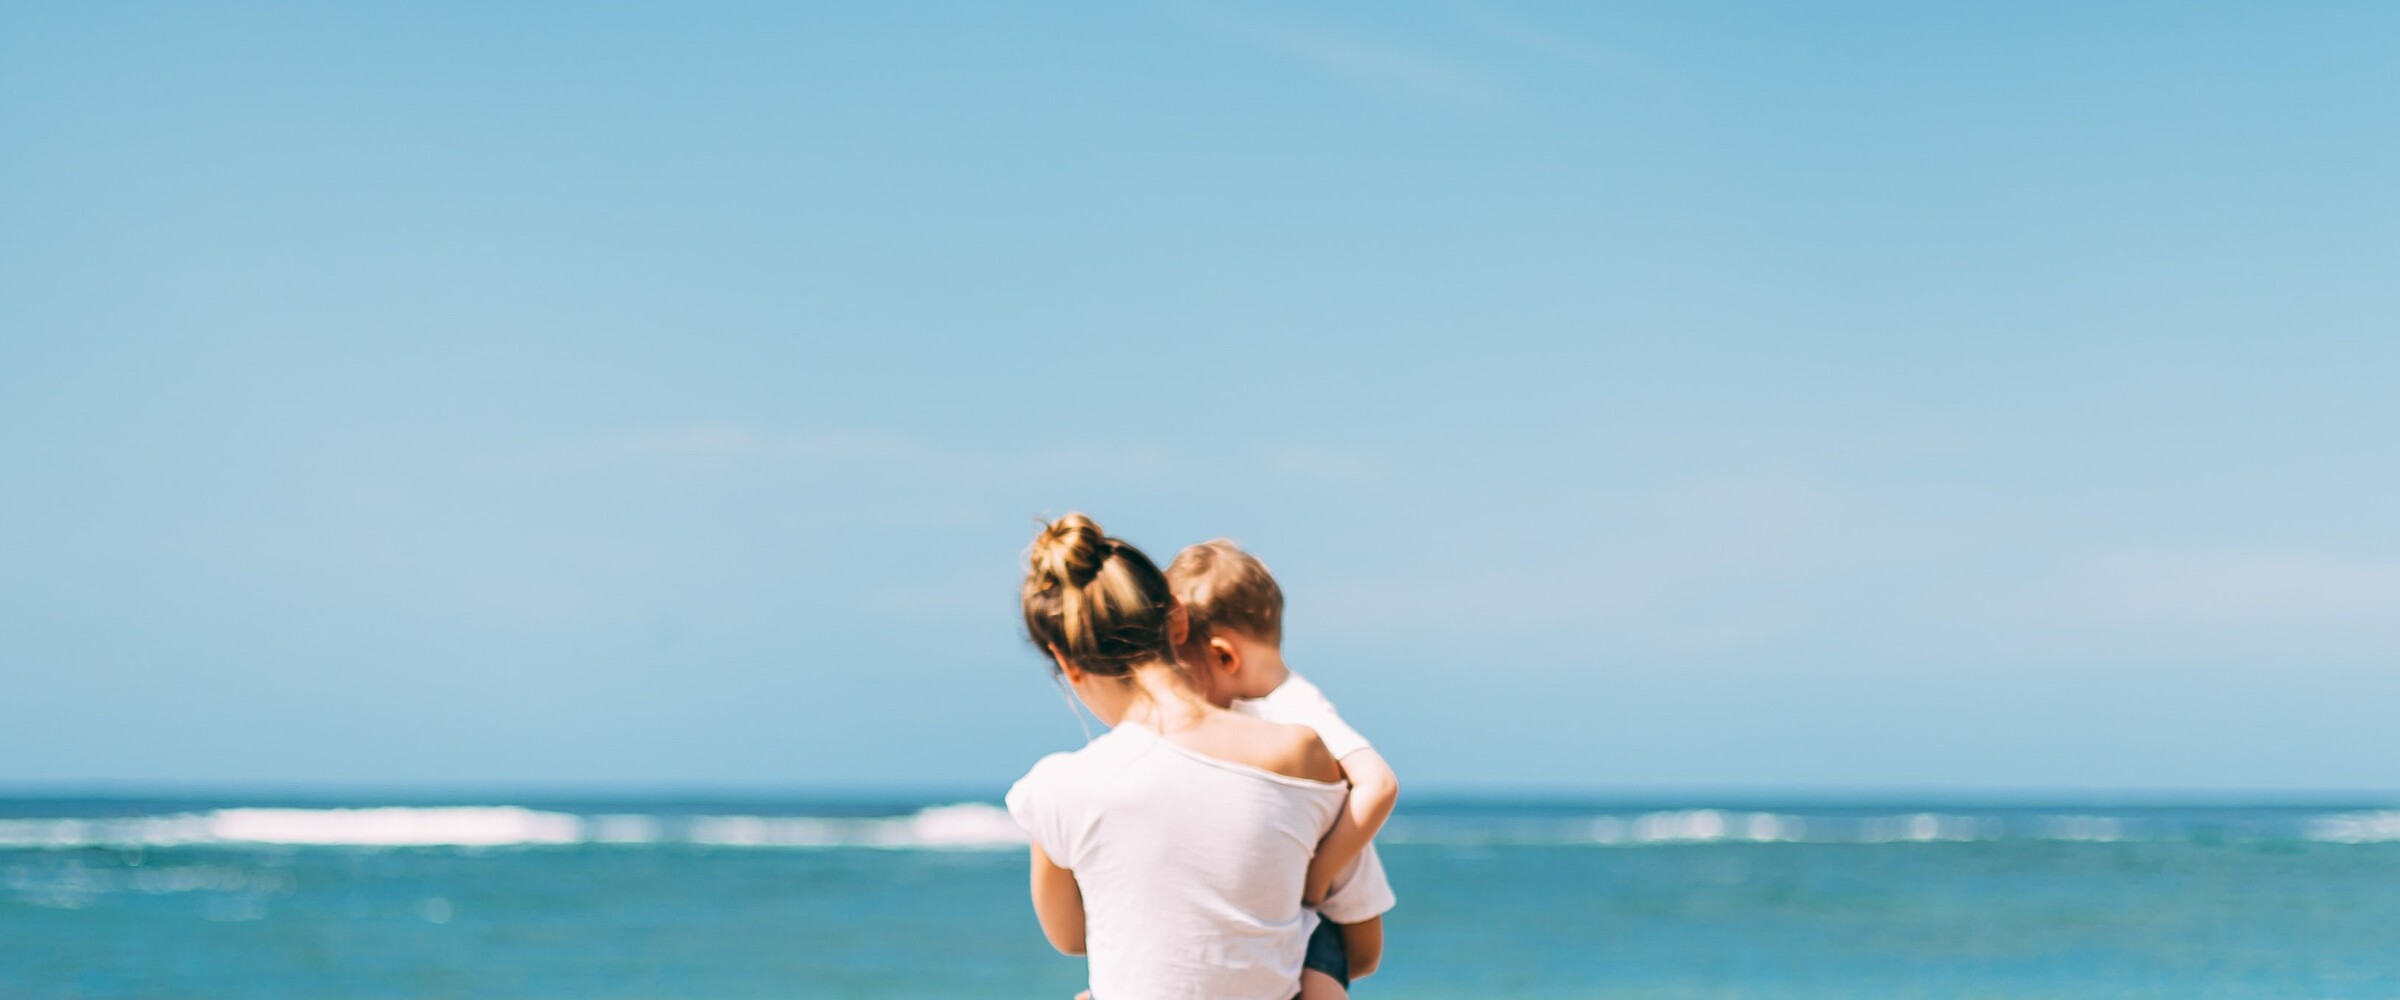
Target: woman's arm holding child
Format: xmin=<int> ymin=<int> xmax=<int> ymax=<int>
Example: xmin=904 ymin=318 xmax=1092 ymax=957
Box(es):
xmin=1028 ymin=843 xmax=1086 ymax=956
xmin=1303 ymin=747 xmax=1399 ymax=906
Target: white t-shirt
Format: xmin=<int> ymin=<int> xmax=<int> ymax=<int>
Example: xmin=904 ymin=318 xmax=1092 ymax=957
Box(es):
xmin=1006 ymin=722 xmax=1346 ymax=1000
xmin=1232 ymin=671 xmax=1398 ymax=925
xmin=1231 ymin=672 xmax=1369 ymax=760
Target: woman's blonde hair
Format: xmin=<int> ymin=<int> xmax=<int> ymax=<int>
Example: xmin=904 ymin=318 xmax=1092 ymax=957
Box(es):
xmin=1022 ymin=513 xmax=1176 ymax=677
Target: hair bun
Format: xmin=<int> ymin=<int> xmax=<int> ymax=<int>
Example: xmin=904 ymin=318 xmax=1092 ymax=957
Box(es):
xmin=1020 ymin=511 xmax=1176 ymax=676
xmin=1031 ymin=513 xmax=1110 ymax=589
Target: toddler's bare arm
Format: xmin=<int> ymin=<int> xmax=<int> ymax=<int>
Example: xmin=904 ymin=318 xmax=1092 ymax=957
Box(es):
xmin=1304 ymin=748 xmax=1398 ymax=905
xmin=1341 ymin=916 xmax=1385 ymax=980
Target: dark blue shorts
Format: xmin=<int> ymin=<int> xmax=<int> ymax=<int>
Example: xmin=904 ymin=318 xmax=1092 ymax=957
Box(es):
xmin=1304 ymin=916 xmax=1350 ymax=987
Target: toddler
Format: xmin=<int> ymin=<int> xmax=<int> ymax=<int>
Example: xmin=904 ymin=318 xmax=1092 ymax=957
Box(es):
xmin=1169 ymin=540 xmax=1398 ymax=999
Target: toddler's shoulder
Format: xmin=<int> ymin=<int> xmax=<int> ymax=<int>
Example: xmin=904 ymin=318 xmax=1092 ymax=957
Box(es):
xmin=1273 ymin=670 xmax=1340 ymax=706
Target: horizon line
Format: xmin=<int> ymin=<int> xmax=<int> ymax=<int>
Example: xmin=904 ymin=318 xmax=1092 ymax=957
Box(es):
xmin=4 ymin=781 xmax=2396 ymax=807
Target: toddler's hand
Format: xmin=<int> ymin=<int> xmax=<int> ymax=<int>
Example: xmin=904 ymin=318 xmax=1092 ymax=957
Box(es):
xmin=1074 ymin=991 xmax=1092 ymax=1000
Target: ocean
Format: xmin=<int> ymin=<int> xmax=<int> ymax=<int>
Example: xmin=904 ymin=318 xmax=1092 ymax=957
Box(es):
xmin=7 ymin=795 xmax=2400 ymax=999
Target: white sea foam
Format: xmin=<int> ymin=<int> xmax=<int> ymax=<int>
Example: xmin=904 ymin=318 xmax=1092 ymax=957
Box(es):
xmin=688 ymin=803 xmax=1026 ymax=849
xmin=2307 ymin=811 xmax=2400 ymax=843
xmin=0 ymin=807 xmax=583 ymax=848
xmin=1593 ymin=811 xmax=1993 ymax=845
xmin=6 ymin=804 xmax=2394 ymax=850
xmin=1857 ymin=813 xmax=1995 ymax=843
xmin=1743 ymin=812 xmax=1796 ymax=842
xmin=0 ymin=804 xmax=1026 ymax=850
xmin=897 ymin=802 xmax=1029 ymax=847
xmin=206 ymin=807 xmax=585 ymax=846
xmin=1633 ymin=809 xmax=1728 ymax=843
xmin=687 ymin=815 xmax=842 ymax=847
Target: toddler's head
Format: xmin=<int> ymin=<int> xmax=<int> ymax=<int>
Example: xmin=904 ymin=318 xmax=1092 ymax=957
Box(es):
xmin=1165 ymin=539 xmax=1289 ymax=706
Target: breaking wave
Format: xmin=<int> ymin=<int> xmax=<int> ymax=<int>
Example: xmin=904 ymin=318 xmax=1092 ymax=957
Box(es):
xmin=8 ymin=802 xmax=2400 ymax=851
xmin=1381 ymin=806 xmax=2400 ymax=847
xmin=0 ymin=804 xmax=1028 ymax=851
xmin=1383 ymin=809 xmax=2005 ymax=846
xmin=2307 ymin=811 xmax=2400 ymax=844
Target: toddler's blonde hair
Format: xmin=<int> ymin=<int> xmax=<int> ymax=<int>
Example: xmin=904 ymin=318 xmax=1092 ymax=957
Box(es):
xmin=1165 ymin=539 xmax=1284 ymax=645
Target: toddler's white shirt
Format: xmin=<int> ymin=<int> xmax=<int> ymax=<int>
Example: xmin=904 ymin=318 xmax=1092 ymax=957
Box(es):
xmin=1232 ymin=672 xmax=1370 ymax=760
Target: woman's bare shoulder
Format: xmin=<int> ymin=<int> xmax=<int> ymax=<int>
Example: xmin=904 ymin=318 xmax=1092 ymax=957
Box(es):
xmin=1192 ymin=714 xmax=1342 ymax=783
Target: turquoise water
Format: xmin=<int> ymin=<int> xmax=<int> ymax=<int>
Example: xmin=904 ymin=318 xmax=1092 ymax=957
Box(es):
xmin=8 ymin=798 xmax=2400 ymax=998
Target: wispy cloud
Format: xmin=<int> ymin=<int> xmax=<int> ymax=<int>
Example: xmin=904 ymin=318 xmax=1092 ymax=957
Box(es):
xmin=2048 ymin=548 xmax=2400 ymax=630
xmin=546 ymin=423 xmax=1179 ymax=482
xmin=559 ymin=424 xmax=1403 ymax=494
xmin=1923 ymin=546 xmax=2400 ymax=668
xmin=1264 ymin=444 xmax=1388 ymax=485
xmin=578 ymin=423 xmax=933 ymax=466
xmin=1293 ymin=472 xmax=1929 ymax=657
xmin=1176 ymin=2 xmax=1671 ymax=114
xmin=1179 ymin=5 xmax=1505 ymax=112
xmin=1447 ymin=3 xmax=1670 ymax=90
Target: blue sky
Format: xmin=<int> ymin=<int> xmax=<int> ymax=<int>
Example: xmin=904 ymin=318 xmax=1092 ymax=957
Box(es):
xmin=3 ymin=2 xmax=2395 ymax=792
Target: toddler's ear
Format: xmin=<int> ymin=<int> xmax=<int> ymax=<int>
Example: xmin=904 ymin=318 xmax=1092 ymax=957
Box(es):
xmin=1208 ymin=635 xmax=1241 ymax=675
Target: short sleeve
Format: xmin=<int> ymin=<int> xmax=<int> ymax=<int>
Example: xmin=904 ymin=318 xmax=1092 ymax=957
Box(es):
xmin=1256 ymin=675 xmax=1371 ymax=761
xmin=1305 ymin=707 xmax=1371 ymax=762
xmin=1315 ymin=842 xmax=1396 ymax=924
xmin=1005 ymin=753 xmax=1077 ymax=865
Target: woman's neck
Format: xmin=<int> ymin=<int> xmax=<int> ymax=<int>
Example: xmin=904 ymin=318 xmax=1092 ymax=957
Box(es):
xmin=1087 ymin=660 xmax=1209 ymax=732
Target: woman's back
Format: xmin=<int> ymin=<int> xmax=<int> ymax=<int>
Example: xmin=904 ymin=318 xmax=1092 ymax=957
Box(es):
xmin=1008 ymin=720 xmax=1345 ymax=1000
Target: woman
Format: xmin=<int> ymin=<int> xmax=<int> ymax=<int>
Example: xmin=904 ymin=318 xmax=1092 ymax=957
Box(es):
xmin=1005 ymin=513 xmax=1347 ymax=1000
